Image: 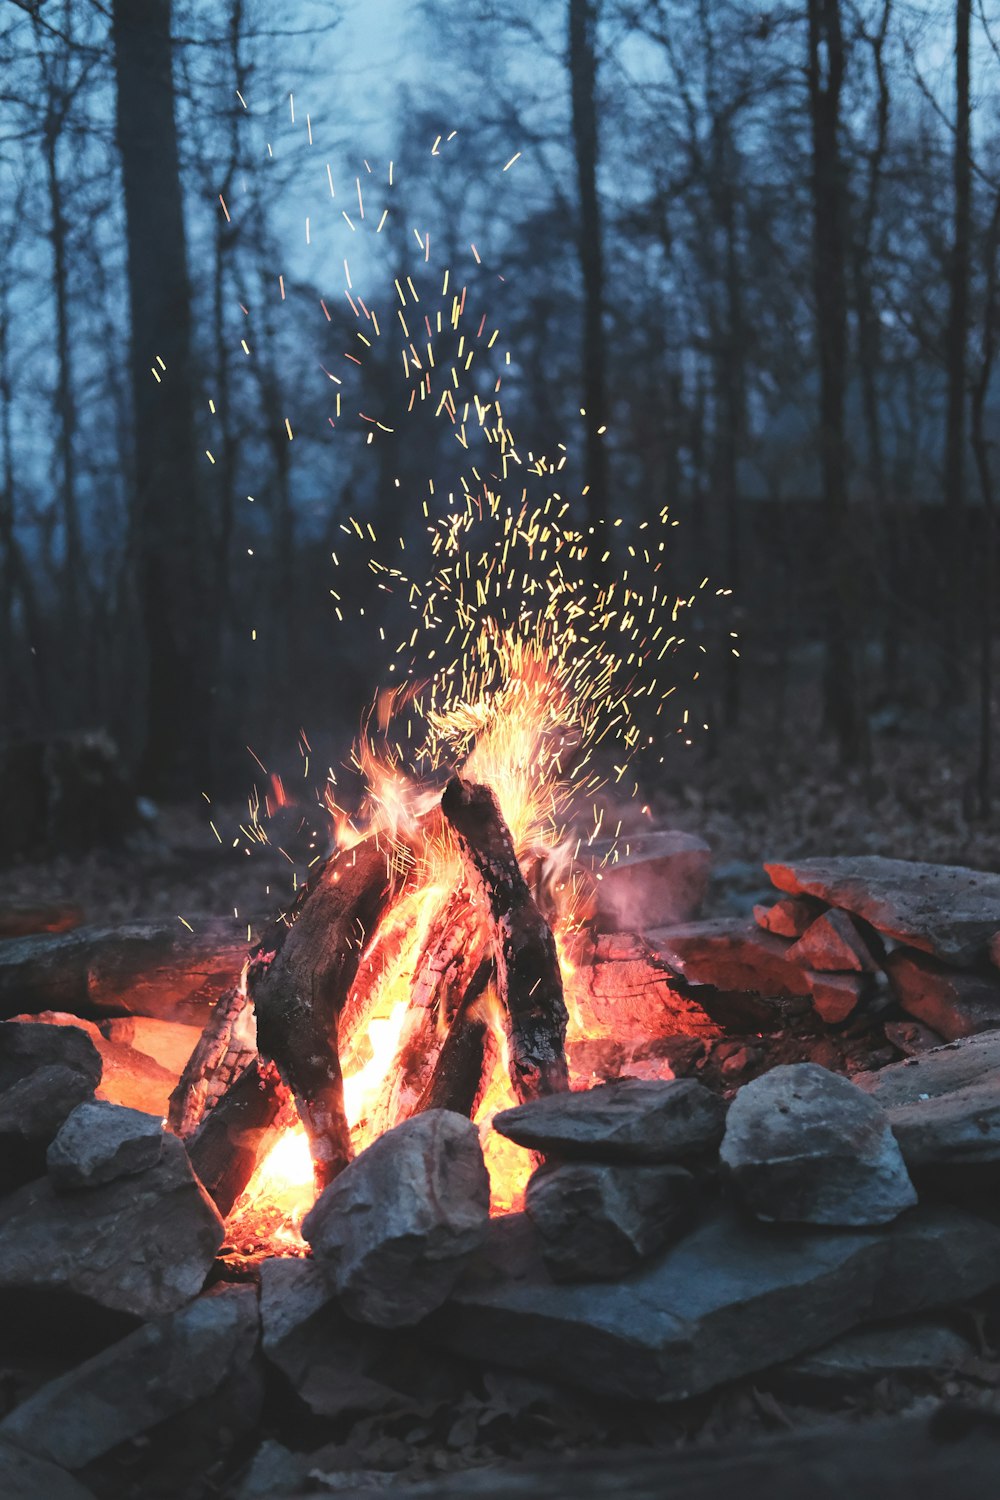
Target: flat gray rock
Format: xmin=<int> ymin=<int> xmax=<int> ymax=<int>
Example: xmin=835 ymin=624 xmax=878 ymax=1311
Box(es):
xmin=784 ymin=1317 xmax=975 ymax=1386
xmin=493 ymin=1079 xmax=726 ymax=1164
xmin=766 ymin=856 xmax=1000 ymax=966
xmin=0 ymin=1022 xmax=102 ymax=1191
xmin=0 ymin=1130 xmax=224 ymax=1318
xmin=583 ymin=831 xmax=711 ymax=929
xmin=754 ymin=896 xmax=825 ymax=939
xmin=855 ymin=1032 xmax=1000 ymax=1173
xmin=647 ymin=920 xmax=810 ymax=998
xmin=429 ymin=1203 xmax=1000 ymax=1402
xmin=525 ymin=1161 xmax=697 ymax=1280
xmin=0 ymin=1442 xmax=95 ymax=1500
xmin=303 ymin=1109 xmax=490 ymax=1328
xmin=47 ymin=1099 xmax=164 ymax=1190
xmin=720 ymin=1063 xmax=916 ymax=1225
xmin=788 ymin=909 xmax=879 ymax=973
xmin=0 ymin=1285 xmax=258 ymax=1469
xmin=886 ymin=950 xmax=1000 ymax=1040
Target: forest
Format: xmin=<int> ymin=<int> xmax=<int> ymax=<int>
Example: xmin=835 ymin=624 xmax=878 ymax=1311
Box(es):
xmin=0 ymin=0 xmax=998 ymax=822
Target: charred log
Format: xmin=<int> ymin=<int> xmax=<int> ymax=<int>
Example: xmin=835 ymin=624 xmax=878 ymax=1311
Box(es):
xmin=441 ymin=775 xmax=570 ymax=1102
xmin=247 ymin=835 xmax=397 ymax=1189
xmin=186 ymin=1058 xmax=293 ymax=1216
xmin=415 ymin=957 xmax=496 ymax=1118
xmin=167 ymin=983 xmax=256 ymax=1137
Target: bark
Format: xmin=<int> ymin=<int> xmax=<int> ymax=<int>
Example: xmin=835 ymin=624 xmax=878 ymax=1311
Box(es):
xmin=414 ymin=957 xmax=496 ymax=1119
xmin=568 ymin=0 xmax=610 ymax=566
xmin=110 ymin=0 xmax=211 ymax=792
xmin=246 ymin=836 xmax=398 ymax=1188
xmin=168 ymin=983 xmax=255 ymax=1137
xmin=186 ymin=1057 xmax=291 ymax=1217
xmin=441 ymin=776 xmax=569 ymax=1102
xmin=807 ymin=0 xmax=864 ymax=762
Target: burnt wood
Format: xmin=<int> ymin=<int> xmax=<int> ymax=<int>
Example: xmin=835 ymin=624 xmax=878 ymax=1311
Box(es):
xmin=186 ymin=1057 xmax=291 ymax=1216
xmin=168 ymin=984 xmax=256 ymax=1137
xmin=441 ymin=775 xmax=570 ymax=1102
xmin=247 ymin=835 xmax=398 ymax=1189
xmin=415 ymin=957 xmax=495 ymax=1118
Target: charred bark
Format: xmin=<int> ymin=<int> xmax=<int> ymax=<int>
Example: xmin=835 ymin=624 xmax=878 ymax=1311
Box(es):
xmin=441 ymin=775 xmax=569 ymax=1102
xmin=415 ymin=957 xmax=496 ymax=1119
xmin=168 ymin=983 xmax=255 ymax=1137
xmin=186 ymin=1057 xmax=292 ymax=1217
xmin=247 ymin=836 xmax=397 ymax=1189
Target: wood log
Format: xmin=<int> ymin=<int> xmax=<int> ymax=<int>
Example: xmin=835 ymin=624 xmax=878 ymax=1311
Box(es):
xmin=0 ymin=919 xmax=247 ymax=1025
xmin=167 ymin=984 xmax=256 ymax=1137
xmin=414 ymin=957 xmax=496 ymax=1118
xmin=185 ymin=1058 xmax=292 ymax=1217
xmin=247 ymin=835 xmax=398 ymax=1189
xmin=441 ymin=775 xmax=570 ymax=1102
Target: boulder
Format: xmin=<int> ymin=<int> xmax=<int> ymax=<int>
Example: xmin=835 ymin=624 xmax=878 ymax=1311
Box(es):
xmin=0 ymin=1130 xmax=223 ymax=1318
xmin=885 ymin=950 xmax=1000 ymax=1041
xmin=806 ymin=971 xmax=864 ymax=1023
xmin=9 ymin=1010 xmax=180 ymax=1116
xmin=0 ymin=1443 xmax=95 ymax=1500
xmin=525 ymin=1161 xmax=697 ymax=1280
xmin=429 ymin=1203 xmax=1000 ymax=1403
xmin=0 ymin=1022 xmax=102 ymax=1192
xmin=855 ymin=1032 xmax=1000 ymax=1177
xmin=719 ymin=1063 xmax=916 ymax=1225
xmin=0 ymin=1286 xmax=258 ymax=1470
xmin=583 ymin=831 xmax=711 ymax=930
xmin=765 ymin=856 xmax=1000 ymax=966
xmin=47 ymin=1100 xmax=164 ymax=1190
xmin=788 ymin=909 xmax=879 ymax=973
xmin=648 ymin=919 xmax=810 ymax=998
xmin=493 ymin=1078 xmax=726 ymax=1164
xmin=303 ymin=1110 xmax=490 ymax=1328
xmin=754 ymin=896 xmax=825 ymax=939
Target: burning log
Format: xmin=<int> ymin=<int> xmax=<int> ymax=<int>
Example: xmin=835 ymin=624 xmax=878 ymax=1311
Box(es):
xmin=441 ymin=775 xmax=570 ymax=1102
xmin=247 ymin=835 xmax=398 ymax=1189
xmin=168 ymin=983 xmax=256 ymax=1137
xmin=186 ymin=1058 xmax=294 ymax=1217
xmin=415 ymin=957 xmax=496 ymax=1118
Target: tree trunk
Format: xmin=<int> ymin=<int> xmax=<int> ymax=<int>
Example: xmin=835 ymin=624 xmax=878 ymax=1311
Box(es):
xmin=110 ymin=0 xmax=211 ymax=793
xmin=807 ymin=0 xmax=864 ymax=763
xmin=942 ymin=0 xmax=972 ymax=705
xmin=568 ymin=0 xmax=610 ymax=567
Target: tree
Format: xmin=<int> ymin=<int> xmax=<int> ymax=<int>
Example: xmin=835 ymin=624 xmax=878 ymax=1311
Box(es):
xmin=110 ymin=0 xmax=210 ymax=792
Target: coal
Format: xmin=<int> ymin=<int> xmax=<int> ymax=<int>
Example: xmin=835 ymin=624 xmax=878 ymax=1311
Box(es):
xmin=46 ymin=1099 xmax=164 ymax=1191
xmin=525 ymin=1160 xmax=698 ymax=1280
xmin=303 ymin=1109 xmax=490 ymax=1328
xmin=0 ymin=1286 xmax=258 ymax=1470
xmin=720 ymin=1063 xmax=916 ymax=1225
xmin=0 ymin=1021 xmax=102 ymax=1192
xmin=0 ymin=1130 xmax=224 ymax=1318
xmin=493 ymin=1078 xmax=727 ymax=1164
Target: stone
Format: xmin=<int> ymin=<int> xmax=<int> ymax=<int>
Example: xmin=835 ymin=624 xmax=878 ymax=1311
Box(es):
xmin=883 ymin=1019 xmax=946 ymax=1057
xmin=583 ymin=831 xmax=711 ymax=930
xmin=753 ymin=895 xmax=825 ymax=939
xmin=493 ymin=1078 xmax=727 ymax=1164
xmin=648 ymin=919 xmax=810 ymax=998
xmin=782 ymin=1318 xmax=975 ymax=1387
xmin=991 ymin=930 xmax=1000 ymax=969
xmin=260 ymin=1257 xmax=459 ymax=1420
xmin=0 ymin=1286 xmax=258 ymax=1470
xmin=720 ymin=1063 xmax=916 ymax=1225
xmin=806 ymin=971 xmax=864 ymax=1023
xmin=9 ymin=1010 xmax=180 ymax=1116
xmin=788 ymin=909 xmax=879 ymax=973
xmin=47 ymin=1100 xmax=164 ymax=1190
xmin=0 ymin=1130 xmax=224 ymax=1318
xmin=429 ymin=1203 xmax=1000 ymax=1403
xmin=885 ymin=950 xmax=1000 ymax=1040
xmin=0 ymin=1443 xmax=95 ymax=1500
xmin=855 ymin=1032 xmax=1000 ymax=1177
xmin=765 ymin=856 xmax=1000 ymax=966
xmin=303 ymin=1109 xmax=490 ymax=1328
xmin=0 ymin=1022 xmax=102 ymax=1192
xmin=525 ymin=1161 xmax=697 ymax=1280
xmin=100 ymin=1015 xmax=199 ymax=1076
xmin=565 ymin=931 xmax=719 ymax=1039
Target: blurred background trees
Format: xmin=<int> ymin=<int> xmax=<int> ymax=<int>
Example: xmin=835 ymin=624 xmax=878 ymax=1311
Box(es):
xmin=0 ymin=0 xmax=998 ymax=808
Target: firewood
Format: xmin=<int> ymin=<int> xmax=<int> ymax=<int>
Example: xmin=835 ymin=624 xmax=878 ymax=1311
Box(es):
xmin=441 ymin=775 xmax=570 ymax=1102
xmin=247 ymin=835 xmax=398 ymax=1188
xmin=414 ymin=957 xmax=496 ymax=1118
xmin=186 ymin=1057 xmax=293 ymax=1216
xmin=167 ymin=984 xmax=256 ymax=1137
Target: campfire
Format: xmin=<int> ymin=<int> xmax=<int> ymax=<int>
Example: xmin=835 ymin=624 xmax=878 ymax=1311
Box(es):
xmin=168 ymin=631 xmax=716 ymax=1253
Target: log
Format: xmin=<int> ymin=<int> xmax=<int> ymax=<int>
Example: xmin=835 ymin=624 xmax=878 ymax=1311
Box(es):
xmin=441 ymin=775 xmax=570 ymax=1102
xmin=0 ymin=904 xmax=84 ymax=940
xmin=247 ymin=835 xmax=398 ymax=1189
xmin=414 ymin=957 xmax=496 ymax=1118
xmin=186 ymin=1057 xmax=292 ymax=1217
xmin=167 ymin=984 xmax=256 ymax=1137
xmin=0 ymin=919 xmax=247 ymax=1025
